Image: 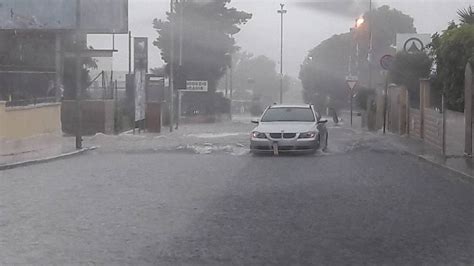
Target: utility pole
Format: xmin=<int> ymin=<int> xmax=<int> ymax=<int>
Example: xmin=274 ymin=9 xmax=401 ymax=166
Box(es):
xmin=128 ymin=31 xmax=132 ymax=74
xmin=110 ymin=33 xmax=115 ymax=96
xmin=179 ymin=0 xmax=183 ymax=67
xmin=169 ymin=0 xmax=175 ymax=132
xmin=176 ymin=0 xmax=184 ymax=130
xmin=229 ymin=54 xmax=233 ymax=120
xmin=368 ymin=0 xmax=373 ymax=91
xmin=277 ymin=4 xmax=287 ymax=104
xmin=75 ymin=0 xmax=83 ymax=149
xmin=230 ymin=56 xmax=233 ymax=100
xmin=442 ymin=91 xmax=446 ymax=156
xmin=225 ymin=69 xmax=228 ymax=97
xmin=382 ymin=71 xmax=388 ymax=134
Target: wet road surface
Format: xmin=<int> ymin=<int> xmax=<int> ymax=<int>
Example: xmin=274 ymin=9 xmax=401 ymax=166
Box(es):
xmin=1 ymin=121 xmax=474 ymax=265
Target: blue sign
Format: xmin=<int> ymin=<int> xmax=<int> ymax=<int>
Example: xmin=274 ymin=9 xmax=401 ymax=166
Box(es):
xmin=0 ymin=0 xmax=76 ymax=30
xmin=0 ymin=0 xmax=128 ymax=33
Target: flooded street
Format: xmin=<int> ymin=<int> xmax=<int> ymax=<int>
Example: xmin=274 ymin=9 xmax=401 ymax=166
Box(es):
xmin=2 ymin=119 xmax=474 ymax=264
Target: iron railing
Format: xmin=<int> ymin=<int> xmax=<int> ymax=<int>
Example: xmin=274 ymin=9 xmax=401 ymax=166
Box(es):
xmin=5 ymin=97 xmax=59 ymax=107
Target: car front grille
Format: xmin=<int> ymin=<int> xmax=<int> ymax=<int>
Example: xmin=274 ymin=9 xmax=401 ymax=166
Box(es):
xmin=269 ymin=133 xmax=296 ymax=139
xmin=269 ymin=133 xmax=282 ymax=139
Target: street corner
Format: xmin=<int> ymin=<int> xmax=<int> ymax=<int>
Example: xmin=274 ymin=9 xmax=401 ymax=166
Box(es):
xmin=0 ymin=146 xmax=97 ymax=171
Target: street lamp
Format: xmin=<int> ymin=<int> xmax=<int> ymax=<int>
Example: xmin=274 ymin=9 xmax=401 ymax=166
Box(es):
xmin=356 ymin=16 xmax=364 ymax=28
xmin=277 ymin=3 xmax=287 ymax=104
xmin=348 ymin=15 xmax=365 ymax=127
xmin=368 ymin=0 xmax=373 ymax=90
xmin=169 ymin=0 xmax=176 ymax=132
xmin=353 ymin=16 xmax=364 ymax=76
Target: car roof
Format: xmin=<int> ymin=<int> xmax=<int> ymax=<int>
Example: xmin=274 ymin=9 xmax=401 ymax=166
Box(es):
xmin=269 ymin=104 xmax=312 ymax=109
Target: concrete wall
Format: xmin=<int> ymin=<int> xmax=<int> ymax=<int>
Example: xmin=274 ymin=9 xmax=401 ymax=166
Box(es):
xmin=424 ymin=108 xmax=443 ymax=150
xmin=0 ymin=101 xmax=62 ymax=139
xmin=408 ymin=107 xmax=443 ymax=150
xmin=410 ymin=108 xmax=422 ymax=138
xmin=61 ymin=100 xmax=115 ymax=135
xmin=446 ymin=110 xmax=465 ymax=156
xmin=375 ymin=88 xmax=385 ymax=130
xmin=0 ymin=101 xmax=62 ymax=156
xmin=385 ymin=86 xmax=408 ymax=135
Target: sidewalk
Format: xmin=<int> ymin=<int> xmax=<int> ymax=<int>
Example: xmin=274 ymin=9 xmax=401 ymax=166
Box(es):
xmin=0 ymin=135 xmax=91 ymax=170
xmin=336 ymin=109 xmax=474 ymax=178
xmin=379 ymin=132 xmax=474 ymax=179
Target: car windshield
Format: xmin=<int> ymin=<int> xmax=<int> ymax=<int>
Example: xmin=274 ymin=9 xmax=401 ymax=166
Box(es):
xmin=261 ymin=107 xmax=315 ymax=122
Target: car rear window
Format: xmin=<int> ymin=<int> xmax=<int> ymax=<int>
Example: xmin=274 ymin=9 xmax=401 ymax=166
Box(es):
xmin=261 ymin=107 xmax=315 ymax=122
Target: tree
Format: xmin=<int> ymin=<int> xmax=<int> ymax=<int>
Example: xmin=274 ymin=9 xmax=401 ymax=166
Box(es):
xmin=430 ymin=7 xmax=474 ymax=111
xmin=232 ymin=53 xmax=279 ymax=104
xmin=299 ymin=5 xmax=416 ymax=111
xmin=458 ymin=5 xmax=474 ymax=24
xmin=153 ymin=0 xmax=251 ymax=114
xmin=226 ymin=52 xmax=298 ymax=111
xmin=389 ymin=52 xmax=433 ymax=107
xmin=299 ymin=32 xmax=352 ymax=110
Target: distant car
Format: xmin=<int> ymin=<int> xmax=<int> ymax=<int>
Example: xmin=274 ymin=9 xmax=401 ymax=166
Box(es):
xmin=250 ymin=104 xmax=328 ymax=154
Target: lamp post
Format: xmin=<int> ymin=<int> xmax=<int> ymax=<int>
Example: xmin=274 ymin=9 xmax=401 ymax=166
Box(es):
xmin=277 ymin=3 xmax=287 ymax=104
xmin=355 ymin=16 xmax=364 ymax=77
xmin=368 ymin=0 xmax=373 ymax=91
xmin=75 ymin=0 xmax=83 ymax=149
xmin=347 ymin=17 xmax=364 ymax=128
xmin=169 ymin=0 xmax=177 ymax=132
xmin=176 ymin=0 xmax=184 ymax=130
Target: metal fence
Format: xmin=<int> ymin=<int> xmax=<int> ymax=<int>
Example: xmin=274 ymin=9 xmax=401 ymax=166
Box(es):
xmin=5 ymin=97 xmax=58 ymax=107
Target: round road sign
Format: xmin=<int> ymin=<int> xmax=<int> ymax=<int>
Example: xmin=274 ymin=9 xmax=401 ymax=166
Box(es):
xmin=403 ymin=37 xmax=425 ymax=53
xmin=380 ymin=54 xmax=394 ymax=70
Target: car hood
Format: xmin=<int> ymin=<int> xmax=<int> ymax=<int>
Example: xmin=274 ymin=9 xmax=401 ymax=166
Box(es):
xmin=253 ymin=122 xmax=317 ymax=133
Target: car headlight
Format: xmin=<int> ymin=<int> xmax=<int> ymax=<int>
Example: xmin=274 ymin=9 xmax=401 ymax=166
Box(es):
xmin=252 ymin=131 xmax=267 ymax=139
xmin=298 ymin=131 xmax=317 ymax=139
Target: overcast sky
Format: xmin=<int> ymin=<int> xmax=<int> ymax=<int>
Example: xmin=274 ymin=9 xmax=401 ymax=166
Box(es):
xmin=89 ymin=0 xmax=471 ymax=77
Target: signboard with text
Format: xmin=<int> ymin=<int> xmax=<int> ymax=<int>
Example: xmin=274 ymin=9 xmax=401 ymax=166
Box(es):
xmin=134 ymin=37 xmax=148 ymax=71
xmin=134 ymin=37 xmax=148 ymax=122
xmin=134 ymin=71 xmax=146 ymax=122
xmin=184 ymin=81 xmax=208 ymax=92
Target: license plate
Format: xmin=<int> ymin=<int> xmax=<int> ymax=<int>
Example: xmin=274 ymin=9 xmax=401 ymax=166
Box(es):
xmin=272 ymin=142 xmax=279 ymax=156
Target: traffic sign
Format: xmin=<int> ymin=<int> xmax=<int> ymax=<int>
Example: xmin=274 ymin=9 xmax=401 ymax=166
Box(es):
xmin=380 ymin=54 xmax=394 ymax=70
xmin=346 ymin=76 xmax=358 ymax=90
xmin=396 ymin=33 xmax=431 ymax=53
xmin=404 ymin=37 xmax=424 ymax=53
xmin=347 ymin=81 xmax=357 ymax=90
xmin=184 ymin=80 xmax=208 ymax=92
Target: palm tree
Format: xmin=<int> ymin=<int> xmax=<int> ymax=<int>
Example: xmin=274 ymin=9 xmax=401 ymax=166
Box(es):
xmin=458 ymin=5 xmax=474 ymax=24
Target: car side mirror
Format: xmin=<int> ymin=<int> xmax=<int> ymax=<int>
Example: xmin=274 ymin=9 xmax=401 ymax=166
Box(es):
xmin=317 ymin=119 xmax=328 ymax=124
xmin=251 ymin=118 xmax=260 ymax=124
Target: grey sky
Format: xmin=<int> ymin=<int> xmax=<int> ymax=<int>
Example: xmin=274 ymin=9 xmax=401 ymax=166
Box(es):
xmin=89 ymin=0 xmax=471 ymax=77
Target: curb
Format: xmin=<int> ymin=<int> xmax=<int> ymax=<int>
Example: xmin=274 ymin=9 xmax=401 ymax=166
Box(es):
xmin=342 ymin=125 xmax=474 ymax=179
xmin=0 ymin=146 xmax=98 ymax=171
xmin=410 ymin=152 xmax=474 ymax=180
xmin=377 ymin=132 xmax=474 ymax=179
